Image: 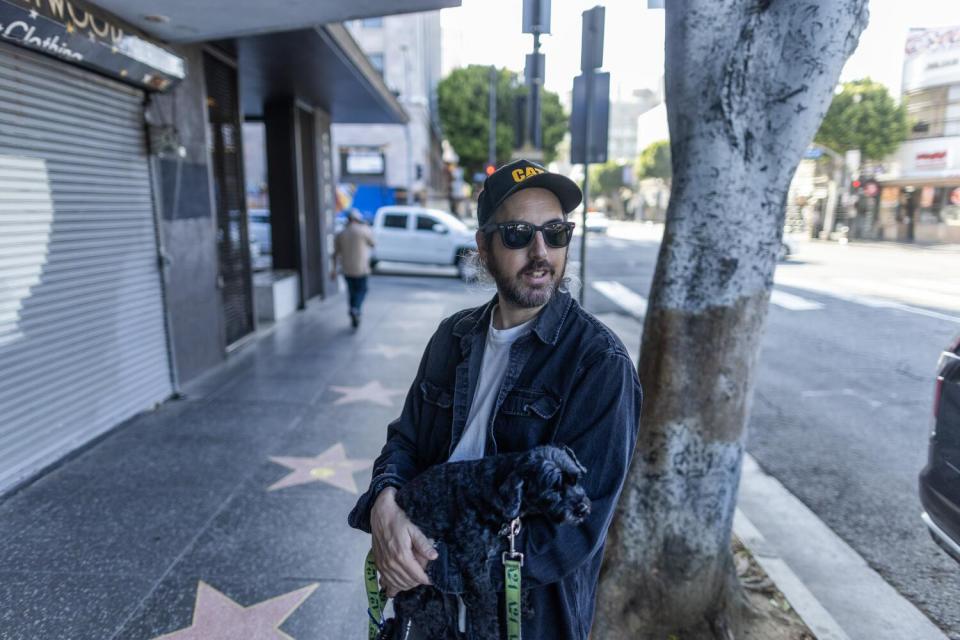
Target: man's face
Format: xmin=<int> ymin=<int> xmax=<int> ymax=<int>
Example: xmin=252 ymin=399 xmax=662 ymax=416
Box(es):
xmin=478 ymin=187 xmax=568 ymax=309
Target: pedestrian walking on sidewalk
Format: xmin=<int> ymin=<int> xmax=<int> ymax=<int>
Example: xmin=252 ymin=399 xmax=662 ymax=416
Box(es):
xmin=349 ymin=159 xmax=642 ymax=639
xmin=332 ymin=209 xmax=375 ymax=328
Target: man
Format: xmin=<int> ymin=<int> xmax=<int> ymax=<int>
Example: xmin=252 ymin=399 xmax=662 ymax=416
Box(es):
xmin=348 ymin=160 xmax=642 ymax=638
xmin=332 ymin=209 xmax=375 ymax=328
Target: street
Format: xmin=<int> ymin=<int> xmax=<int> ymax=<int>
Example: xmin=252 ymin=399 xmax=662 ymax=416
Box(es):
xmin=570 ymin=222 xmax=960 ymax=638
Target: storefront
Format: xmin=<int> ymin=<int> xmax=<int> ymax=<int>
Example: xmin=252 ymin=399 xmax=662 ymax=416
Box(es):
xmin=875 ymin=139 xmax=960 ymax=243
xmin=873 ymin=25 xmax=960 ymax=243
xmin=0 ymin=0 xmax=185 ymax=491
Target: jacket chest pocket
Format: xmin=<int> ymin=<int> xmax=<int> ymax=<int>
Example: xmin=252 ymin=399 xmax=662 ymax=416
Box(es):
xmin=420 ymin=380 xmax=454 ymax=430
xmin=493 ymin=387 xmax=561 ymax=453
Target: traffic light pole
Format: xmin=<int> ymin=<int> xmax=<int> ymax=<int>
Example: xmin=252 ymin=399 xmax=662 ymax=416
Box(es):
xmin=531 ymin=31 xmax=542 ymax=150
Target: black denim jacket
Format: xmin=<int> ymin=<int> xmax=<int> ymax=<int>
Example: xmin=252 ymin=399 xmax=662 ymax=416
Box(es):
xmin=348 ymin=289 xmax=642 ymax=639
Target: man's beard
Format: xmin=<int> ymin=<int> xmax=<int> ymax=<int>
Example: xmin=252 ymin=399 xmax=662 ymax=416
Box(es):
xmin=487 ymin=253 xmax=566 ymax=309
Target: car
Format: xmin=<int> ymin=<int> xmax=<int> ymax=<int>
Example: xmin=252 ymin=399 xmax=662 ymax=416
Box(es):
xmin=370 ymin=206 xmax=478 ymax=279
xmin=919 ymin=334 xmax=960 ymax=564
xmin=585 ymin=211 xmax=610 ymax=233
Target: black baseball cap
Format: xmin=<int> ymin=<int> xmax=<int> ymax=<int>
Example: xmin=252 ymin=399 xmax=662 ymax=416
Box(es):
xmin=477 ymin=159 xmax=582 ymax=226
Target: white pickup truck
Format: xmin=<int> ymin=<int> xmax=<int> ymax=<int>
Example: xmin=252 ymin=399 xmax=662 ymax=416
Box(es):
xmin=370 ymin=206 xmax=478 ymax=278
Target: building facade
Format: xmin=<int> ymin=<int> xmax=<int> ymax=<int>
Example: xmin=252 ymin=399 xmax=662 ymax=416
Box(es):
xmin=0 ymin=0 xmax=459 ymax=495
xmin=875 ymin=25 xmax=960 ymax=243
xmin=332 ymin=12 xmax=448 ymax=214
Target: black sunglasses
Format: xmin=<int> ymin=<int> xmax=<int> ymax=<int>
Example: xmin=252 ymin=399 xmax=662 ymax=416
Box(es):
xmin=481 ymin=220 xmax=576 ymax=249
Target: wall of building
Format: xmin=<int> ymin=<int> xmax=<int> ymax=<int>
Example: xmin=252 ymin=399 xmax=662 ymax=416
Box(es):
xmin=147 ymin=45 xmax=225 ymax=385
xmin=333 ymin=12 xmax=442 ymax=202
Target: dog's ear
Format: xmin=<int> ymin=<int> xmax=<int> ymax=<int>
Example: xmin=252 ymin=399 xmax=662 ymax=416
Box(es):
xmin=559 ymin=445 xmax=587 ymax=477
xmin=496 ymin=471 xmax=524 ymax=519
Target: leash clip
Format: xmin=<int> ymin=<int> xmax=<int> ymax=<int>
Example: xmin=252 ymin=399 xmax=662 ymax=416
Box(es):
xmin=500 ymin=517 xmax=524 ymax=566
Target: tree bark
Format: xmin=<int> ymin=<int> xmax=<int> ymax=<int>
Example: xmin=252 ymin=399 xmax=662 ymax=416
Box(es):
xmin=594 ymin=1 xmax=868 ymax=637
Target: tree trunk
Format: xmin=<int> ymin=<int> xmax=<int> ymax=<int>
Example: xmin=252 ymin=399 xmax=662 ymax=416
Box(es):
xmin=594 ymin=1 xmax=868 ymax=638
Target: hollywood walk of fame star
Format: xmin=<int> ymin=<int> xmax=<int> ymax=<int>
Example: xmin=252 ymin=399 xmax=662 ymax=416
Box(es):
xmin=152 ymin=581 xmax=317 ymax=640
xmin=367 ymin=344 xmax=418 ymax=360
xmin=328 ymin=380 xmax=403 ymax=407
xmin=268 ymin=443 xmax=372 ymax=494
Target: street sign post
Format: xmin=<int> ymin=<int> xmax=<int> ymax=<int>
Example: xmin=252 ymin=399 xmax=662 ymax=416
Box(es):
xmin=573 ymin=6 xmax=606 ymax=305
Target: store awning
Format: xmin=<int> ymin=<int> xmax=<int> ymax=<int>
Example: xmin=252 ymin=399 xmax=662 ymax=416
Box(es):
xmin=89 ymin=0 xmax=460 ymax=43
xmin=236 ymin=24 xmax=407 ymax=124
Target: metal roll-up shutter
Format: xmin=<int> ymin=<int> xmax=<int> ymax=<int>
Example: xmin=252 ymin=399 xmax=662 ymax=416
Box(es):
xmin=0 ymin=43 xmax=173 ymax=492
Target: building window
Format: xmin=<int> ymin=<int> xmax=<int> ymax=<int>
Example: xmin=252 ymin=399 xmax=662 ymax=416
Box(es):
xmin=361 ymin=17 xmax=383 ymax=28
xmin=905 ymin=83 xmax=960 ymax=140
xmin=368 ymin=53 xmax=385 ymax=75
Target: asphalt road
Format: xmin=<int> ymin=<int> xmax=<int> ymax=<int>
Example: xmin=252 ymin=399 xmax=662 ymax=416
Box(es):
xmin=570 ymin=222 xmax=960 ymax=639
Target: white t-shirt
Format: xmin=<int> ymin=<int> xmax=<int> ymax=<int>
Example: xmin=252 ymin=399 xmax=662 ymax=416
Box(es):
xmin=448 ymin=307 xmax=534 ymax=462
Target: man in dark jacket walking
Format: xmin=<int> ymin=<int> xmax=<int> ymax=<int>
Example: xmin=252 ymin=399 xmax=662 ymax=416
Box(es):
xmin=349 ymin=159 xmax=642 ymax=639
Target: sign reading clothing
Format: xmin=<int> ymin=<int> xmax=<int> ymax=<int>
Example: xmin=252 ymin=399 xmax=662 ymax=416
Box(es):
xmin=0 ymin=0 xmax=184 ymax=91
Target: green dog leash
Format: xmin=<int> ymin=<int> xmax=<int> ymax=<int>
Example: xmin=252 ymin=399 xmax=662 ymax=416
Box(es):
xmin=501 ymin=517 xmax=524 ymax=640
xmin=365 ymin=549 xmax=387 ymax=639
xmin=364 ymin=519 xmax=524 ymax=640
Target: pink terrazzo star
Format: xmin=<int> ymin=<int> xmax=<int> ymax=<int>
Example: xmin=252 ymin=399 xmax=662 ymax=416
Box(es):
xmin=268 ymin=443 xmax=373 ymax=494
xmin=152 ymin=581 xmax=317 ymax=640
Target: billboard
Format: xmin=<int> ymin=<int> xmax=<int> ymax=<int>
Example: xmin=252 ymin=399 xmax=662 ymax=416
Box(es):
xmin=903 ymin=26 xmax=960 ymax=93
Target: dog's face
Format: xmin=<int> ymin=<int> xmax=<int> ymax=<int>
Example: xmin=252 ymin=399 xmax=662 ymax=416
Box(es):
xmin=498 ymin=445 xmax=591 ymax=525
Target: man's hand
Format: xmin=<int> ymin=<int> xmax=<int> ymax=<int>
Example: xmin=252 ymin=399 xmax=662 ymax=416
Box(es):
xmin=370 ymin=487 xmax=437 ymax=597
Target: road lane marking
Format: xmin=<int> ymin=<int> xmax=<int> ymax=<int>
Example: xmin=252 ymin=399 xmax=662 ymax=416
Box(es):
xmin=592 ymin=281 xmax=824 ymax=317
xmin=770 ymin=290 xmax=824 ymax=311
xmin=591 ymin=280 xmax=648 ymax=318
xmin=775 ymin=273 xmax=960 ymax=325
xmin=800 ymin=388 xmax=882 ymax=409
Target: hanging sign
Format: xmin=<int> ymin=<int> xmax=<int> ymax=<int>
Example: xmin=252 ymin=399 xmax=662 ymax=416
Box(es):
xmin=0 ymin=0 xmax=184 ymax=91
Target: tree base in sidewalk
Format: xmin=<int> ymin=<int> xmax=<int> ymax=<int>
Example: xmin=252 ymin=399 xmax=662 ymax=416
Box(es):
xmin=732 ymin=536 xmax=814 ymax=640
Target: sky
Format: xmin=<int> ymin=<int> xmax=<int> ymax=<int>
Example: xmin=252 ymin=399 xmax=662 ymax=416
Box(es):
xmin=440 ymin=0 xmax=960 ymax=103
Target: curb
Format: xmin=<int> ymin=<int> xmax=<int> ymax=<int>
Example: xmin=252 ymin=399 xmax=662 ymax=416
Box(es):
xmin=737 ymin=454 xmax=948 ymax=640
xmin=734 ymin=508 xmax=851 ymax=640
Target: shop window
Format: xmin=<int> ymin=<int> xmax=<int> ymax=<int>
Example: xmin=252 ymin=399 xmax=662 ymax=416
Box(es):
xmin=944 ymin=187 xmax=960 ymax=225
xmin=361 ymin=17 xmax=383 ymax=28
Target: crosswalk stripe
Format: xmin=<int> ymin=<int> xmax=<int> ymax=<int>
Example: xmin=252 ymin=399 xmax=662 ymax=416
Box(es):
xmin=591 ymin=281 xmax=648 ymax=318
xmin=593 ymin=280 xmax=825 ymax=316
xmin=769 ymin=290 xmax=824 ymax=311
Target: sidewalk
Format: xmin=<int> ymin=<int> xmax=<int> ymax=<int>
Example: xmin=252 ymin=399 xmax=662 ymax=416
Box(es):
xmin=0 ymin=271 xmax=948 ymax=639
xmin=0 ymin=273 xmax=486 ymax=639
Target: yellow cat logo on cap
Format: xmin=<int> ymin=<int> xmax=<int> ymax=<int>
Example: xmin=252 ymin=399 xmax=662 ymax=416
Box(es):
xmin=511 ymin=166 xmax=545 ymax=183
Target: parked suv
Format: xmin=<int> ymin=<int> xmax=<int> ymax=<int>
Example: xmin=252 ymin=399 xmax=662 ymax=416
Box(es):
xmin=919 ymin=335 xmax=960 ymax=563
xmin=370 ymin=206 xmax=478 ymax=279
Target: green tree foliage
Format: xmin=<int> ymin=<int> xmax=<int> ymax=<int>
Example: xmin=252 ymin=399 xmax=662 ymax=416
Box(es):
xmin=635 ymin=139 xmax=672 ymax=183
xmin=589 ymin=161 xmax=628 ymax=197
xmin=437 ymin=65 xmax=567 ymax=178
xmin=814 ymin=78 xmax=909 ymax=161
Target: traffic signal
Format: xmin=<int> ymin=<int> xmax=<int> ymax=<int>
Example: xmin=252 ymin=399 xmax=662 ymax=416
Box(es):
xmin=485 ymin=163 xmax=496 ymax=176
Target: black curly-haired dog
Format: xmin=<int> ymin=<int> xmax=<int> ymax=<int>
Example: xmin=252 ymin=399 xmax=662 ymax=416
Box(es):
xmin=385 ymin=445 xmax=591 ymax=640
